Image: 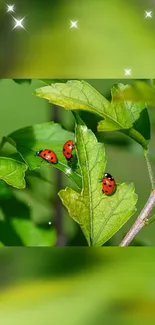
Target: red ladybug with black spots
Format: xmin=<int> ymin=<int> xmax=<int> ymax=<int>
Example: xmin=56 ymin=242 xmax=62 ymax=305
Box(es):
xmin=36 ymin=149 xmax=58 ymax=164
xmin=63 ymin=140 xmax=74 ymax=161
xmin=101 ymin=173 xmax=116 ymax=195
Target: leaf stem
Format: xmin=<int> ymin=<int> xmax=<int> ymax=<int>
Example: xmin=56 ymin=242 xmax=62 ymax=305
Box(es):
xmin=119 ymin=190 xmax=155 ymax=246
xmin=144 ymin=149 xmax=155 ymax=189
xmin=122 ymin=128 xmax=148 ymax=149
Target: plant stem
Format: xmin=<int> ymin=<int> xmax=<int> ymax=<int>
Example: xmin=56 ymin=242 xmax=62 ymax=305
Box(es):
xmin=119 ymin=190 xmax=155 ymax=246
xmin=144 ymin=149 xmax=155 ymax=189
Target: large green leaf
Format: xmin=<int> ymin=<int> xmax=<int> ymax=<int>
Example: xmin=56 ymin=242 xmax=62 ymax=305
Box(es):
xmin=2 ymin=122 xmax=82 ymax=189
xmin=59 ymin=117 xmax=137 ymax=246
xmin=98 ymin=83 xmax=146 ymax=131
xmin=34 ymin=80 xmax=110 ymax=117
xmin=0 ymin=157 xmax=27 ymax=189
xmin=34 ymin=80 xmax=148 ymax=147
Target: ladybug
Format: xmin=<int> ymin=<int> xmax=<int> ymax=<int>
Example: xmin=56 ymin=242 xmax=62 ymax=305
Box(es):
xmin=63 ymin=140 xmax=74 ymax=161
xmin=102 ymin=173 xmax=116 ymax=196
xmin=36 ymin=149 xmax=58 ymax=164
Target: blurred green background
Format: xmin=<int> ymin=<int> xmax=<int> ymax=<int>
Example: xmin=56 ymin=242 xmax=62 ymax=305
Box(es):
xmin=0 ymin=248 xmax=155 ymax=324
xmin=0 ymin=0 xmax=155 ymax=77
xmin=1 ymin=78 xmax=155 ymax=246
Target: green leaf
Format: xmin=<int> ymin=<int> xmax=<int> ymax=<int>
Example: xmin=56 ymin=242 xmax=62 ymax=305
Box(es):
xmin=13 ymin=79 xmax=31 ymax=85
xmin=98 ymin=83 xmax=146 ymax=131
xmin=34 ymin=80 xmax=110 ymax=117
xmin=2 ymin=122 xmax=82 ymax=189
xmin=0 ymin=180 xmax=11 ymax=198
xmin=131 ymin=108 xmax=150 ymax=143
xmin=0 ymin=219 xmax=56 ymax=246
xmin=59 ymin=117 xmax=137 ymax=246
xmin=116 ymin=80 xmax=155 ymax=105
xmin=0 ymin=194 xmax=56 ymax=246
xmin=9 ymin=218 xmax=56 ymax=246
xmin=98 ymin=83 xmax=150 ymax=148
xmin=34 ymin=81 xmax=148 ymax=148
xmin=0 ymin=157 xmax=27 ymax=189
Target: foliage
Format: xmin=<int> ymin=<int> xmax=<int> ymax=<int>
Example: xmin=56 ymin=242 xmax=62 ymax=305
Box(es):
xmin=0 ymin=157 xmax=27 ymax=189
xmin=59 ymin=114 xmax=137 ymax=246
xmin=34 ymin=80 xmax=150 ymax=148
xmin=1 ymin=79 xmax=154 ymax=246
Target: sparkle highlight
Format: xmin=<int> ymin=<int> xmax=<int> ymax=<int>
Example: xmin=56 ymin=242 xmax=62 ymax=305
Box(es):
xmin=6 ymin=4 xmax=15 ymax=12
xmin=124 ymin=69 xmax=132 ymax=76
xmin=145 ymin=11 xmax=152 ymax=18
xmin=12 ymin=16 xmax=26 ymax=30
xmin=65 ymin=168 xmax=72 ymax=175
xmin=70 ymin=20 xmax=78 ymax=29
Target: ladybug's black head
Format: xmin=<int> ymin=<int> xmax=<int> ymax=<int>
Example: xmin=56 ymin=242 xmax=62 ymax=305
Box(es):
xmin=35 ymin=150 xmax=42 ymax=156
xmin=104 ymin=173 xmax=113 ymax=179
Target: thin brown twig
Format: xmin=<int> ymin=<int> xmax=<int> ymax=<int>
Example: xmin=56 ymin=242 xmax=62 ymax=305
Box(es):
xmin=119 ymin=190 xmax=155 ymax=246
xmin=144 ymin=149 xmax=155 ymax=189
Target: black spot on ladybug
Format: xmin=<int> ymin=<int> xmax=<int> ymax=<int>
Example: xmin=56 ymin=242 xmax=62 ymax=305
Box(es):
xmin=63 ymin=148 xmax=65 ymax=151
xmin=104 ymin=182 xmax=106 ymax=185
xmin=44 ymin=153 xmax=46 ymax=157
xmin=109 ymin=185 xmax=112 ymax=187
xmin=105 ymin=190 xmax=108 ymax=193
xmin=67 ymin=152 xmax=70 ymax=155
xmin=48 ymin=150 xmax=51 ymax=153
xmin=68 ymin=144 xmax=71 ymax=146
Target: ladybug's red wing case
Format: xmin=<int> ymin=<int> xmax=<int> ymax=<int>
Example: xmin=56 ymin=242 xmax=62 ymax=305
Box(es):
xmin=63 ymin=140 xmax=74 ymax=161
xmin=36 ymin=149 xmax=58 ymax=164
xmin=102 ymin=173 xmax=116 ymax=196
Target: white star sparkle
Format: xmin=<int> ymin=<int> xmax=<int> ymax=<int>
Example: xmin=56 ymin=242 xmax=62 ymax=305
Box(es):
xmin=12 ymin=16 xmax=26 ymax=30
xmin=6 ymin=4 xmax=15 ymax=12
xmin=124 ymin=69 xmax=132 ymax=76
xmin=65 ymin=168 xmax=72 ymax=175
xmin=48 ymin=221 xmax=52 ymax=225
xmin=145 ymin=11 xmax=152 ymax=18
xmin=70 ymin=20 xmax=78 ymax=29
